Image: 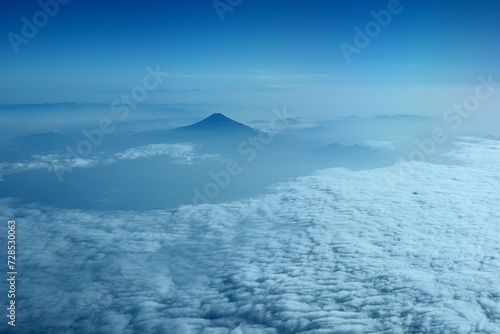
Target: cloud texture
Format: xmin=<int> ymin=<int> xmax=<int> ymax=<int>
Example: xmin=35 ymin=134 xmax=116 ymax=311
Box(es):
xmin=0 ymin=138 xmax=499 ymax=333
xmin=0 ymin=143 xmax=218 ymax=180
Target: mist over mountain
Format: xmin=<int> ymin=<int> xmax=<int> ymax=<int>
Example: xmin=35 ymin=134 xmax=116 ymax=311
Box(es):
xmin=0 ymin=112 xmax=428 ymax=210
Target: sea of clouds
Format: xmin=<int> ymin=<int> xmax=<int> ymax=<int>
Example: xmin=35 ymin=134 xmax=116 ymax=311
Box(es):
xmin=0 ymin=137 xmax=499 ymax=333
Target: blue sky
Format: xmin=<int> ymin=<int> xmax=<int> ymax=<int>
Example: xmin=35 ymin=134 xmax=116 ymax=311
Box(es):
xmin=1 ymin=0 xmax=499 ymax=119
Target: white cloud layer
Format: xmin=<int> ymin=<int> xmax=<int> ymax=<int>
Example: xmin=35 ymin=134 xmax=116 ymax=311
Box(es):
xmin=112 ymin=143 xmax=219 ymax=164
xmin=0 ymin=143 xmax=218 ymax=180
xmin=0 ymin=154 xmax=98 ymax=180
xmin=365 ymin=140 xmax=395 ymax=151
xmin=0 ymin=138 xmax=499 ymax=333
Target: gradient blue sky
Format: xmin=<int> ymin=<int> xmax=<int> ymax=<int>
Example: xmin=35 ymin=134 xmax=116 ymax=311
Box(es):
xmin=1 ymin=0 xmax=499 ymax=120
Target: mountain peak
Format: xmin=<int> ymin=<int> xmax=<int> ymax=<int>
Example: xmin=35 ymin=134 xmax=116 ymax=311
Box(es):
xmin=204 ymin=113 xmax=232 ymax=122
xmin=209 ymin=113 xmax=225 ymax=117
xmin=179 ymin=113 xmax=254 ymax=133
